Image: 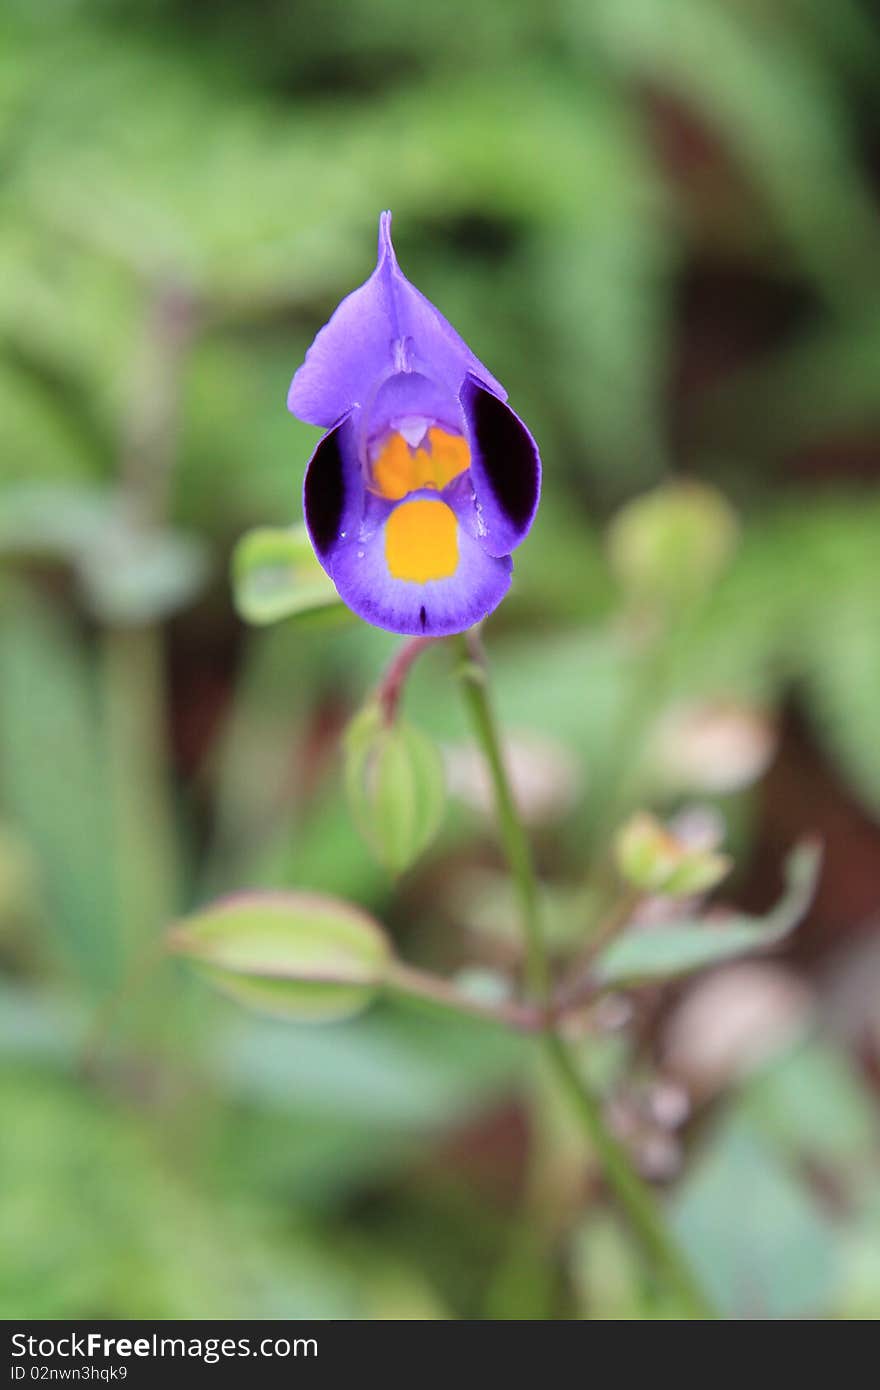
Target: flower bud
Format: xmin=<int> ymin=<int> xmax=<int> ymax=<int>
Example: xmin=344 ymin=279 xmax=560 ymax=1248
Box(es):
xmin=615 ymin=811 xmax=731 ymax=897
xmin=168 ymin=891 xmax=391 ymax=1023
xmin=345 ymin=703 xmax=446 ymax=877
xmin=607 ymin=481 xmax=738 ymax=609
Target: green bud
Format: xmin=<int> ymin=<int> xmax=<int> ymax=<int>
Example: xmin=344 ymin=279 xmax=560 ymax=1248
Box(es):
xmin=596 ymin=840 xmax=820 ymax=987
xmin=345 ymin=703 xmax=446 ymax=878
xmin=167 ymin=890 xmax=392 ymax=1023
xmin=606 ymin=481 xmax=738 ymax=608
xmin=615 ymin=811 xmax=731 ymax=897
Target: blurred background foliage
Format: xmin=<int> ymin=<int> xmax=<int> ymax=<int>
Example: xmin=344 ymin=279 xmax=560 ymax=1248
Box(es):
xmin=1 ymin=0 xmax=879 ymax=1319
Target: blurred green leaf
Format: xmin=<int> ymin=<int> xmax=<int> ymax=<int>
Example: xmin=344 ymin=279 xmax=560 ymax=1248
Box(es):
xmin=177 ymin=338 xmax=317 ymax=531
xmin=672 ymin=1115 xmax=839 ymax=1318
xmin=660 ymin=495 xmax=880 ymax=707
xmin=246 ymin=779 xmax=392 ymax=910
xmin=1 ymin=0 xmax=879 ymax=1324
xmin=669 ymin=497 xmax=880 ymax=821
xmin=215 ymin=1005 xmax=522 ymax=1131
xmin=0 ymin=582 xmax=118 ymax=990
xmin=231 ymin=523 xmax=344 ymax=627
xmin=573 ymin=1213 xmax=687 ymax=1320
xmin=0 ymin=985 xmax=85 ymax=1065
xmin=169 ymin=890 xmax=393 ymax=1022
xmin=834 ymin=1195 xmax=880 ymax=1321
xmin=743 ymin=1042 xmax=879 ymax=1171
xmin=0 ymin=484 xmax=211 ymax=623
xmin=798 ymin=586 xmax=880 ymax=821
xmin=0 ymin=483 xmax=113 ymax=559
xmin=0 ymin=1066 xmax=360 ymax=1319
xmin=595 ymin=839 xmax=820 ymax=986
xmin=77 ymin=517 xmax=210 ymax=625
xmin=693 ymin=317 xmax=880 ymax=467
xmin=582 ymin=0 xmax=880 ymax=303
xmin=0 ymin=361 xmax=102 ymax=487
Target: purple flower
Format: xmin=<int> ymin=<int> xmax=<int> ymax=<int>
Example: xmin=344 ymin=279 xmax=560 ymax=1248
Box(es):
xmin=288 ymin=212 xmax=541 ymax=636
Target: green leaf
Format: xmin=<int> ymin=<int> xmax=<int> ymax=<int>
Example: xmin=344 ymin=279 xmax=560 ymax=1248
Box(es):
xmin=231 ymin=524 xmax=346 ymax=627
xmin=344 ymin=703 xmax=446 ymax=877
xmin=0 ymin=582 xmax=119 ymax=991
xmin=573 ymin=1213 xmax=687 ymax=1320
xmin=0 ymin=483 xmax=113 ymax=560
xmin=76 ymin=520 xmax=211 ymax=625
xmin=0 ymin=365 xmax=99 ymax=488
xmin=583 ymin=0 xmax=880 ymax=305
xmin=0 ymin=484 xmax=211 ymax=624
xmin=798 ymin=585 xmax=880 ymax=820
xmin=0 ymin=1066 xmax=358 ymax=1318
xmin=743 ymin=1042 xmax=878 ymax=1168
xmin=692 ymin=318 xmax=880 ymax=466
xmin=671 ymin=1115 xmax=839 ymax=1318
xmin=168 ymin=891 xmax=392 ymax=1023
xmin=595 ymin=840 xmax=820 ymax=987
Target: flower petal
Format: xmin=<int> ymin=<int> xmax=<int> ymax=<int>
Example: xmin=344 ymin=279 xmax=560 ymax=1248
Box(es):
xmin=302 ymin=415 xmax=364 ymax=565
xmin=461 ymin=374 xmax=541 ymax=558
xmin=327 ymin=489 xmax=512 ymax=636
xmin=288 ymin=212 xmax=505 ymax=428
xmin=364 ymin=370 xmax=463 ymax=449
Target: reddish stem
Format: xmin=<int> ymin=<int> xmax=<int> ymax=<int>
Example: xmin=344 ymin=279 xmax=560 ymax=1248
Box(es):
xmin=377 ymin=635 xmax=439 ymax=724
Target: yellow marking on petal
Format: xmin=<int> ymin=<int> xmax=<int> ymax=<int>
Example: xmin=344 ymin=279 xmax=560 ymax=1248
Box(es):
xmin=385 ymin=498 xmax=459 ymax=582
xmin=372 ymin=432 xmax=416 ymax=500
xmin=425 ymin=427 xmax=470 ymax=488
xmin=372 ymin=428 xmax=470 ymax=500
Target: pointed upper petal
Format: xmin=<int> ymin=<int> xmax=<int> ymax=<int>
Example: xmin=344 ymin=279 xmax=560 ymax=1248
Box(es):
xmin=461 ymin=375 xmax=541 ymax=558
xmin=288 ymin=212 xmax=505 ymax=428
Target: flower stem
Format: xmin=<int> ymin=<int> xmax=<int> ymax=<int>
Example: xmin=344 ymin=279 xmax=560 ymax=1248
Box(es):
xmin=453 ymin=630 xmax=715 ymax=1319
xmin=455 ymin=634 xmax=549 ymax=1001
xmin=386 ymin=959 xmax=545 ymax=1032
xmin=378 ymin=635 xmax=439 ymax=725
xmin=541 ymin=1031 xmax=714 ymax=1316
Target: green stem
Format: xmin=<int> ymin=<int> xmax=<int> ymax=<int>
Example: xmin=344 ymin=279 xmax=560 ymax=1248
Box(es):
xmin=455 ymin=634 xmax=549 ymax=1001
xmin=542 ymin=1032 xmax=714 ymax=1316
xmin=102 ymin=626 xmax=179 ymax=956
xmin=100 ymin=625 xmax=180 ymax=1052
xmin=454 ymin=630 xmax=716 ymax=1319
xmin=386 ymin=960 xmax=545 ymax=1032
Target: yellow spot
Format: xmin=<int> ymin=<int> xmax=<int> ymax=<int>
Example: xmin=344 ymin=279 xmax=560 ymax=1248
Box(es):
xmin=385 ymin=498 xmax=459 ymax=582
xmin=425 ymin=428 xmax=470 ymax=487
xmin=372 ymin=428 xmax=470 ymax=500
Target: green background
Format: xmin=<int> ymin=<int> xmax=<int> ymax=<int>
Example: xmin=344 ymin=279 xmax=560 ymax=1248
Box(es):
xmin=1 ymin=0 xmax=879 ymax=1319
